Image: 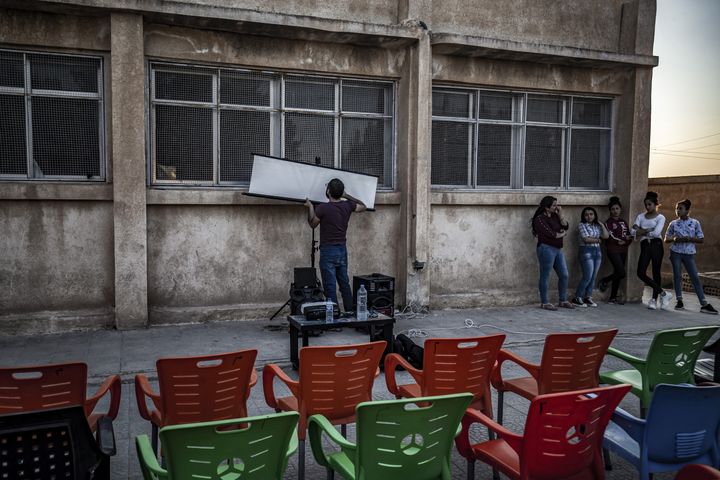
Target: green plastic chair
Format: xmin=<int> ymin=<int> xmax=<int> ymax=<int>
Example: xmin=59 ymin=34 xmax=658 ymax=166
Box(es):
xmin=308 ymin=393 xmax=472 ymax=480
xmin=136 ymin=411 xmax=299 ymax=480
xmin=600 ymin=325 xmax=719 ymax=415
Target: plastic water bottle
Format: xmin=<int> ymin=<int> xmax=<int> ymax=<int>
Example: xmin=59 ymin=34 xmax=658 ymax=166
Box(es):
xmin=357 ymin=284 xmax=368 ymax=321
xmin=325 ymin=300 xmax=334 ymax=323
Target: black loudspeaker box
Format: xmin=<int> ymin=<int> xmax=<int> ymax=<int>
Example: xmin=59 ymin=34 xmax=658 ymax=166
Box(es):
xmin=353 ymin=273 xmax=395 ymax=317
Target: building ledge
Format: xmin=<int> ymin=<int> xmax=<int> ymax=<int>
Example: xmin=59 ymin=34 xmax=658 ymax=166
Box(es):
xmin=431 ymin=190 xmax=613 ymax=206
xmin=0 ymin=182 xmax=113 ymax=201
xmin=431 ymin=33 xmax=659 ymax=68
xmin=649 ymin=174 xmax=720 ymax=185
xmin=146 ymin=188 xmax=401 ymax=206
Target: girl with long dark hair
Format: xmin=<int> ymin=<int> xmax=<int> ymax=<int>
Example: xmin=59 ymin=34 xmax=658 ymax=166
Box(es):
xmin=531 ymin=196 xmax=574 ymax=310
xmin=572 ymin=207 xmax=609 ymax=307
xmin=632 ymin=191 xmax=671 ymax=310
xmin=598 ymin=196 xmax=632 ymax=304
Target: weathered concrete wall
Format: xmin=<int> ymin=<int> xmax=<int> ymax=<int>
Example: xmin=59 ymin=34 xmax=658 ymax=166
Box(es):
xmin=147 ymin=205 xmax=400 ymax=324
xmin=649 ymin=175 xmax=720 ymax=280
xmin=0 ymin=201 xmax=115 ymax=332
xmin=431 ymin=0 xmax=625 ymax=51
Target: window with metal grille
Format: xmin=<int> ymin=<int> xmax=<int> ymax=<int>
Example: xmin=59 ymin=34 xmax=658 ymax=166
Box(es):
xmin=150 ymin=64 xmax=395 ymax=188
xmin=431 ymin=87 xmax=612 ymax=190
xmin=0 ymin=50 xmax=104 ymax=180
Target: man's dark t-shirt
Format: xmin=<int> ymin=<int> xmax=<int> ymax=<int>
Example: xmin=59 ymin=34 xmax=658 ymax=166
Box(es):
xmin=315 ymin=200 xmax=357 ymax=245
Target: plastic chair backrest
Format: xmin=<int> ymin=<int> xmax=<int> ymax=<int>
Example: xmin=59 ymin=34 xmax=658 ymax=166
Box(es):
xmin=422 ymin=335 xmax=505 ymax=399
xmin=538 ymin=329 xmax=618 ymax=394
xmin=355 ymin=393 xmax=473 ymax=480
xmin=156 ymin=349 xmax=257 ymax=426
xmin=644 ymin=326 xmax=719 ymax=391
xmin=298 ymin=341 xmax=385 ymax=420
xmin=0 ymin=406 xmax=107 ymax=479
xmin=521 ymin=384 xmax=630 ymax=479
xmin=160 ymin=411 xmax=299 ymax=480
xmin=644 ymin=384 xmax=720 ymax=464
xmin=0 ymin=362 xmax=89 ymax=415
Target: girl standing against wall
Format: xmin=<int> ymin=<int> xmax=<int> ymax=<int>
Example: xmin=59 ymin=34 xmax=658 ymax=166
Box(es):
xmin=664 ymin=199 xmax=718 ymax=314
xmin=572 ymin=207 xmax=609 ymax=307
xmin=599 ymin=197 xmax=632 ymax=304
xmin=532 ymin=196 xmax=575 ymax=310
xmin=632 ymin=191 xmax=672 ymax=310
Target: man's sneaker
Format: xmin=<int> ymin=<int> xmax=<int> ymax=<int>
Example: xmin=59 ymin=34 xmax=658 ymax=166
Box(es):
xmin=584 ymin=297 xmax=598 ymax=308
xmin=675 ymin=299 xmax=685 ymax=310
xmin=701 ymin=303 xmax=719 ymax=315
xmin=572 ymin=297 xmax=587 ymax=308
xmin=660 ymin=292 xmax=673 ymax=310
xmin=647 ymin=298 xmax=657 ymax=310
xmin=598 ymin=280 xmax=609 ymax=293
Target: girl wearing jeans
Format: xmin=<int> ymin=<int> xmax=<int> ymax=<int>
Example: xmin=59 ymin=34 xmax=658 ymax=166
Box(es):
xmin=632 ymin=191 xmax=672 ymax=310
xmin=664 ymin=199 xmax=718 ymax=314
xmin=573 ymin=207 xmax=609 ymax=307
xmin=532 ymin=196 xmax=575 ymax=311
xmin=599 ymin=197 xmax=632 ymax=304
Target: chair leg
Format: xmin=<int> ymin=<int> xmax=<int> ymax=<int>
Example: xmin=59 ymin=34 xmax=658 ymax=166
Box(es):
xmin=341 ymin=424 xmax=347 ymax=436
xmin=602 ymin=448 xmax=612 ymax=470
xmin=497 ymin=390 xmax=504 ymax=425
xmin=466 ymin=459 xmax=475 ymax=480
xmin=151 ymin=423 xmax=158 ymax=456
xmin=487 ymin=426 xmax=495 ymax=441
xmin=298 ymin=440 xmax=305 ymax=480
xmin=327 ymin=467 xmax=335 ymax=480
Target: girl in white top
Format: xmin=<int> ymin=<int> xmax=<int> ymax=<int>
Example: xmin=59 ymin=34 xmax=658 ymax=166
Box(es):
xmin=631 ymin=191 xmax=672 ymax=310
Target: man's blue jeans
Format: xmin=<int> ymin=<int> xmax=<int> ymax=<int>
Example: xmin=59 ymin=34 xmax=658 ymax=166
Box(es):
xmin=319 ymin=244 xmax=354 ymax=311
xmin=575 ymin=246 xmax=603 ymax=299
xmin=537 ymin=243 xmax=569 ymax=305
xmin=670 ymin=251 xmax=706 ymax=304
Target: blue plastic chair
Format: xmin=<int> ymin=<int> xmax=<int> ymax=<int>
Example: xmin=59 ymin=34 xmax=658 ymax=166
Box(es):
xmin=603 ymin=384 xmax=720 ymax=480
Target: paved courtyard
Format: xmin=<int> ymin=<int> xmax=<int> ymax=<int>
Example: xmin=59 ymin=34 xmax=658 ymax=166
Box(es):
xmin=1 ymin=288 xmax=718 ymax=479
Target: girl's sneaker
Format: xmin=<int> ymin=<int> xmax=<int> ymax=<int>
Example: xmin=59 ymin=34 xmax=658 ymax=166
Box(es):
xmin=675 ymin=299 xmax=685 ymax=310
xmin=572 ymin=297 xmax=587 ymax=308
xmin=701 ymin=303 xmax=719 ymax=315
xmin=647 ymin=298 xmax=657 ymax=310
xmin=660 ymin=291 xmax=673 ymax=310
xmin=583 ymin=297 xmax=598 ymax=308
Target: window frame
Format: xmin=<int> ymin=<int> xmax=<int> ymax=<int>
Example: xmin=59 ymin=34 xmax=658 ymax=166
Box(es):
xmin=0 ymin=48 xmax=106 ymax=182
xmin=431 ymin=85 xmax=613 ymax=192
xmin=148 ymin=61 xmax=396 ymax=189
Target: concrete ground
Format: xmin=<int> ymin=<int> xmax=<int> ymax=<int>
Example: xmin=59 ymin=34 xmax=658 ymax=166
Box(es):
xmin=2 ymin=288 xmax=719 ymax=480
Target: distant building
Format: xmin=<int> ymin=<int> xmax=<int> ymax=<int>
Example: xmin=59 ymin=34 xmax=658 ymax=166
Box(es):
xmin=0 ymin=1 xmax=658 ymax=333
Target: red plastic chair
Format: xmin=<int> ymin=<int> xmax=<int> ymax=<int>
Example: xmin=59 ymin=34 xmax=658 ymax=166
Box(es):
xmin=457 ymin=384 xmax=631 ymax=480
xmin=263 ymin=341 xmax=385 ymax=479
xmin=135 ymin=349 xmax=258 ymax=454
xmin=675 ymin=464 xmax=720 ymax=480
xmin=491 ymin=329 xmax=618 ymax=423
xmin=0 ymin=362 xmax=120 ymax=432
xmin=385 ymin=334 xmax=505 ymax=415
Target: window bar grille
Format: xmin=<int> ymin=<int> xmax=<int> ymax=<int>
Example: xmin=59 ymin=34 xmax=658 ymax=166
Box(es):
xmin=24 ymin=53 xmax=33 ymax=179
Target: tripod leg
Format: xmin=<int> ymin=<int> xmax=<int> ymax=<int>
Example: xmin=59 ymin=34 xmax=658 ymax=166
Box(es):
xmin=270 ymin=298 xmax=291 ymax=321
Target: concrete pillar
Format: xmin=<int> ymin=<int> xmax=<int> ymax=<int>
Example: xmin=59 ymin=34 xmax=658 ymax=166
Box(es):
xmin=396 ymin=31 xmax=432 ymax=309
xmin=111 ymin=13 xmax=148 ymax=328
xmin=625 ymin=67 xmax=654 ymax=302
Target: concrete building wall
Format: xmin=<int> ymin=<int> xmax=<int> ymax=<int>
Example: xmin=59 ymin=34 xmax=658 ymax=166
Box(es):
xmin=649 ymin=175 xmax=720 ymax=278
xmin=0 ymin=1 xmax=658 ymax=334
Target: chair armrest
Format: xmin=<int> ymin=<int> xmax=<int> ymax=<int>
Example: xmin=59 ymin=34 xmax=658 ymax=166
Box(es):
xmin=384 ymin=353 xmax=424 ymax=396
xmin=462 ymin=408 xmax=523 ymax=454
xmin=136 ymin=435 xmax=168 ymax=479
xmin=491 ymin=349 xmax=540 ymax=391
xmin=263 ymin=364 xmax=299 ymax=410
xmin=605 ymin=347 xmax=646 ymax=370
xmin=308 ymin=414 xmax=357 ymax=468
xmin=84 ymin=374 xmax=122 ymax=420
xmin=95 ymin=416 xmax=116 ymax=456
xmin=250 ymin=368 xmax=258 ymax=388
xmin=135 ymin=374 xmax=162 ymax=422
xmin=610 ymin=407 xmax=646 ymax=444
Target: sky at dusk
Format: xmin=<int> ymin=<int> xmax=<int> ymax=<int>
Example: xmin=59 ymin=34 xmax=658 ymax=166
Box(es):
xmin=649 ymin=0 xmax=720 ymax=177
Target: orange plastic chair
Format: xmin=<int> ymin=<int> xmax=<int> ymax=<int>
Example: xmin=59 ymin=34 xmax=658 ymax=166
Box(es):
xmin=384 ymin=334 xmax=505 ymax=415
xmin=675 ymin=464 xmax=720 ymax=480
xmin=135 ymin=349 xmax=258 ymax=454
xmin=491 ymin=328 xmax=618 ymax=424
xmin=0 ymin=362 xmax=120 ymax=431
xmin=457 ymin=384 xmax=631 ymax=480
xmin=263 ymin=341 xmax=386 ymax=479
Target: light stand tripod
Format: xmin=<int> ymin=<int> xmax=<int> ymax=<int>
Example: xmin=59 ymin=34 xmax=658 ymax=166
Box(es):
xmin=269 ymin=224 xmax=319 ymax=320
